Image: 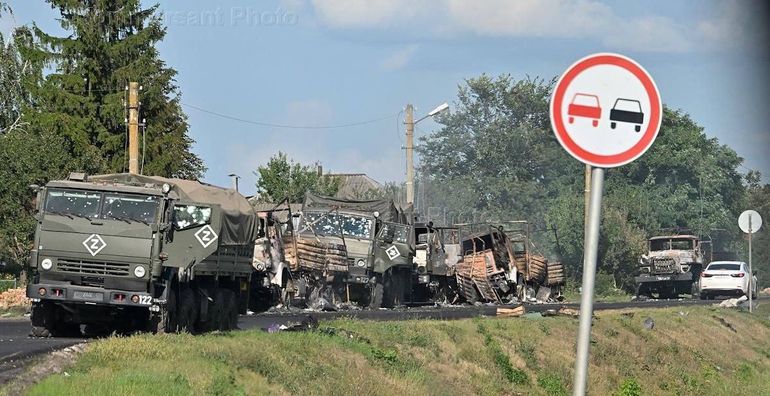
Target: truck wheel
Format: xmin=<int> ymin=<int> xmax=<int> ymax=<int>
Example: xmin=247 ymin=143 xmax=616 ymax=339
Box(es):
xmin=30 ymin=302 xmax=52 ymax=337
xmin=690 ymin=282 xmax=700 ymax=300
xmin=210 ymin=288 xmax=227 ymax=331
xmin=369 ymin=282 xmax=383 ymax=309
xmin=177 ymin=287 xmax=197 ymax=333
xmin=157 ymin=286 xmax=178 ymax=334
xmin=222 ymin=289 xmax=239 ymax=331
xmin=700 ymin=292 xmax=708 ymax=300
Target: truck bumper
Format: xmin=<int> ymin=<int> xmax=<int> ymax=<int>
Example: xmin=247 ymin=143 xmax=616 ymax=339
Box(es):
xmin=634 ymin=273 xmax=693 ymax=284
xmin=27 ymin=281 xmax=154 ymax=309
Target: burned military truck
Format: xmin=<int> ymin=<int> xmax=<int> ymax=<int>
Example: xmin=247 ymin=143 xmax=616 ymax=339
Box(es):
xmin=27 ymin=173 xmax=259 ymax=336
xmin=411 ymin=224 xmax=461 ymax=303
xmin=635 ymin=235 xmax=705 ymax=299
xmin=279 ymin=194 xmax=413 ymax=308
xmin=454 ymin=222 xmax=563 ymax=304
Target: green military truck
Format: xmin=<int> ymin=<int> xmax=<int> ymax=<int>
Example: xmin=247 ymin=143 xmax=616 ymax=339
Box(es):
xmin=27 ymin=173 xmax=259 ymax=336
xmin=278 ymin=194 xmax=413 ymax=308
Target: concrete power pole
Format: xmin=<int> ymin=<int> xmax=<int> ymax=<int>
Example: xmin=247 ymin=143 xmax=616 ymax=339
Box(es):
xmin=405 ymin=104 xmax=415 ymax=205
xmin=128 ymin=82 xmax=140 ymax=174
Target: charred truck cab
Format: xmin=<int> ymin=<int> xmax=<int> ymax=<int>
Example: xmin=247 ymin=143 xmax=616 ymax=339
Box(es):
xmin=635 ymin=235 xmax=705 ymax=299
xmin=27 ymin=173 xmax=259 ymax=336
xmin=411 ymin=224 xmax=460 ymax=303
xmin=281 ymin=194 xmax=412 ymax=308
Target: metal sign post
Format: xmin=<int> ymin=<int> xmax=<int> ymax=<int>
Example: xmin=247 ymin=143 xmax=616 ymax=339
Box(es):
xmin=573 ymin=167 xmax=604 ymax=396
xmin=549 ymin=53 xmax=662 ymax=395
xmin=749 ymin=217 xmax=753 ymax=313
xmin=739 ymin=209 xmax=762 ymax=313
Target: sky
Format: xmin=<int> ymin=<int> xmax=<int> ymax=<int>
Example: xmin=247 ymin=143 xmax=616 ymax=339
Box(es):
xmin=4 ymin=0 xmax=770 ymax=196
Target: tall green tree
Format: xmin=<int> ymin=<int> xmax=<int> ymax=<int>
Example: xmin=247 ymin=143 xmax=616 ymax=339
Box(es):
xmin=255 ymin=152 xmax=341 ymax=203
xmin=17 ymin=0 xmax=205 ymax=178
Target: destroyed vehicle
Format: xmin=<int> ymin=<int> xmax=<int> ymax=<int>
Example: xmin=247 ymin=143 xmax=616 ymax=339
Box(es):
xmin=27 ymin=173 xmax=259 ymax=336
xmin=280 ymin=194 xmax=414 ymax=309
xmin=410 ymin=223 xmax=461 ymax=304
xmin=455 ymin=224 xmax=519 ymax=304
xmin=455 ymin=222 xmax=563 ymax=304
xmin=635 ymin=235 xmax=704 ymax=299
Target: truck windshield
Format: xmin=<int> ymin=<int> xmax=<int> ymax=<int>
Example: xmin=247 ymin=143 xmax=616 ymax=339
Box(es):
xmin=45 ymin=189 xmax=101 ymax=219
xmin=378 ymin=223 xmax=409 ymax=244
xmin=301 ymin=212 xmax=373 ymax=239
xmin=102 ymin=193 xmax=159 ymax=224
xmin=650 ymin=238 xmax=694 ymax=251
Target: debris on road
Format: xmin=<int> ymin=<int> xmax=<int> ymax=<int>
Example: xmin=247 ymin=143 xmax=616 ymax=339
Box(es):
xmin=496 ymin=306 xmax=525 ymax=317
xmin=718 ymin=295 xmax=748 ymax=308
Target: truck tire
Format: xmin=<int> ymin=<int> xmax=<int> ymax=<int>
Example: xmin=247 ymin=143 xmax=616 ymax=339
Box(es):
xmin=369 ymin=282 xmax=384 ymax=309
xmin=177 ymin=287 xmax=197 ymax=333
xmin=210 ymin=288 xmax=227 ymax=331
xmin=30 ymin=302 xmax=79 ymax=337
xmin=218 ymin=288 xmax=238 ymax=331
xmin=157 ymin=286 xmax=178 ymax=334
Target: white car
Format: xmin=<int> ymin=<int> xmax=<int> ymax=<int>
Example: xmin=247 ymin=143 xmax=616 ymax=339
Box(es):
xmin=699 ymin=261 xmax=758 ymax=300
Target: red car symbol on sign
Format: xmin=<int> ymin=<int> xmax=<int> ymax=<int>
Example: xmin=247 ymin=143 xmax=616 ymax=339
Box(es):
xmin=568 ymin=93 xmax=601 ymax=127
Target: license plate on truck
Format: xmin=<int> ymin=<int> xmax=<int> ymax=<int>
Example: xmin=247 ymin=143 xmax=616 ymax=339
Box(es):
xmin=74 ymin=291 xmax=103 ymax=301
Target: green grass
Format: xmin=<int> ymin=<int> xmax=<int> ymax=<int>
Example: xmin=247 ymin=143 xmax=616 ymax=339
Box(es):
xmin=16 ymin=305 xmax=770 ymax=396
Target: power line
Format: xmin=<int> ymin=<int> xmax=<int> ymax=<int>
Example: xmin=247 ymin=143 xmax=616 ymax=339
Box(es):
xmin=181 ymin=102 xmax=398 ymax=130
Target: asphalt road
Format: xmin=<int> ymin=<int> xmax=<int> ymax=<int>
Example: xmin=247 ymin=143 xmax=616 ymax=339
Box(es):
xmin=1 ymin=296 xmax=764 ymax=385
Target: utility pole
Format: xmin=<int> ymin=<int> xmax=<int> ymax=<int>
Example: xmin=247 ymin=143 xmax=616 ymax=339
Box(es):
xmin=405 ymin=104 xmax=415 ymax=205
xmin=229 ymin=173 xmax=241 ymax=193
xmin=128 ymin=82 xmax=140 ymax=175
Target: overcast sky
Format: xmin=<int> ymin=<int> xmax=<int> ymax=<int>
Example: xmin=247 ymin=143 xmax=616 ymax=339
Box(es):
xmin=6 ymin=0 xmax=770 ymax=195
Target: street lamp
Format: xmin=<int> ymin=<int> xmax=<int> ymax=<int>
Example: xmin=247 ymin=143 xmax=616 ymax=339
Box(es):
xmin=405 ymin=102 xmax=449 ymax=205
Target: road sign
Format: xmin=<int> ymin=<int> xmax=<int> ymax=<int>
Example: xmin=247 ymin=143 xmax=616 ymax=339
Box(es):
xmin=550 ymin=53 xmax=662 ymax=168
xmin=552 ymin=53 xmax=662 ymax=396
xmin=739 ymin=210 xmax=762 ymax=313
xmin=739 ymin=210 xmax=762 ymax=234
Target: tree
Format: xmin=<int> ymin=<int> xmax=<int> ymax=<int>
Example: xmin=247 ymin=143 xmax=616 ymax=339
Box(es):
xmin=254 ymin=152 xmax=341 ymax=203
xmin=17 ymin=0 xmax=205 ymax=179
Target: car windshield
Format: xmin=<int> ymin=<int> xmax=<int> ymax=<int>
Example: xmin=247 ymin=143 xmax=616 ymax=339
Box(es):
xmin=301 ymin=212 xmax=373 ymax=239
xmin=45 ymin=189 xmax=101 ymax=219
xmin=102 ymin=193 xmax=159 ymax=224
xmin=573 ymin=94 xmax=599 ymax=107
xmin=614 ymin=99 xmax=641 ymax=112
xmin=707 ymin=263 xmax=741 ymax=271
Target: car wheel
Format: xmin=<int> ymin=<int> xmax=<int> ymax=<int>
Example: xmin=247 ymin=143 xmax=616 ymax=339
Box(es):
xmin=569 ymin=116 xmax=574 ymax=124
xmin=592 ymin=119 xmax=598 ymax=127
xmin=635 ymin=125 xmax=641 ymax=132
xmin=610 ymin=122 xmax=616 ymax=129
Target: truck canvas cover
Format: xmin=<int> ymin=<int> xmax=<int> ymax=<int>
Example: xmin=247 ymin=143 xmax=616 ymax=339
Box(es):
xmin=88 ymin=173 xmax=258 ymax=246
xmin=302 ymin=193 xmax=411 ymax=224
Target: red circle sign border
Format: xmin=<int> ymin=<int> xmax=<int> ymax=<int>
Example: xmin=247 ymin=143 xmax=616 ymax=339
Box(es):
xmin=550 ymin=53 xmax=662 ymax=168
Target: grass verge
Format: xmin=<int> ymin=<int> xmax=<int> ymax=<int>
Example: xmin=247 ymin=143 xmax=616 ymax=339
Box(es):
xmin=16 ymin=304 xmax=770 ymax=396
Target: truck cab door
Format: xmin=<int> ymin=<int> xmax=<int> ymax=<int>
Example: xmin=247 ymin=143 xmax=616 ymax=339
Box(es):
xmin=372 ymin=222 xmax=411 ymax=274
xmin=165 ymin=201 xmax=222 ymax=275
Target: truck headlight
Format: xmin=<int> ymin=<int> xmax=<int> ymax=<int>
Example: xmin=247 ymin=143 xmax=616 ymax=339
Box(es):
xmin=356 ymin=259 xmax=366 ymax=267
xmin=41 ymin=258 xmax=53 ymax=270
xmin=255 ymin=262 xmax=265 ymax=271
xmin=134 ymin=266 xmax=146 ymax=278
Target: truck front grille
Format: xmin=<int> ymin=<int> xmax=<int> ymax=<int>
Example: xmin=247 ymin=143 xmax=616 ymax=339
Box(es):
xmin=652 ymin=258 xmax=676 ymax=273
xmin=57 ymin=259 xmax=130 ymax=277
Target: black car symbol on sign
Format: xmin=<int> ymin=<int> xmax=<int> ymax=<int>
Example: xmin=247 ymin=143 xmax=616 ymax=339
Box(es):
xmin=609 ymin=98 xmax=644 ymax=132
